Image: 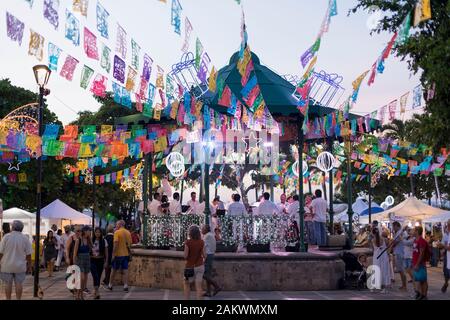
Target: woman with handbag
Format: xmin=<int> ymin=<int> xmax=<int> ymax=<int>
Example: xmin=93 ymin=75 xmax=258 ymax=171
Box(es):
xmin=183 ymin=225 xmax=205 ymax=300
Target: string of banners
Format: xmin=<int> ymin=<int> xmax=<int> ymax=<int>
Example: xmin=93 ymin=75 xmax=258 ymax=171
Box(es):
xmin=6 ymin=0 xmax=214 ymax=113
xmin=66 ymin=162 xmax=143 ymax=185
xmin=294 ymin=0 xmax=433 ymax=136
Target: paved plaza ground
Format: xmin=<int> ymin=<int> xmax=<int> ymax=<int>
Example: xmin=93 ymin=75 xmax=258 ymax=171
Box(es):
xmin=2 ymin=264 xmax=449 ymax=301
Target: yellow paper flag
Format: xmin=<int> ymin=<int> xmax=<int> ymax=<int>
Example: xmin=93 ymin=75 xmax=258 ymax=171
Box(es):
xmin=170 ymin=100 xmax=179 ymax=119
xmin=208 ymin=66 xmax=217 ymax=92
xmin=352 ymin=70 xmax=370 ymax=91
xmin=18 ymin=173 xmax=27 ymax=183
xmin=153 ymin=104 xmax=162 ymax=120
xmin=301 ymin=56 xmax=317 ymax=80
xmin=414 ymin=0 xmax=431 ymax=26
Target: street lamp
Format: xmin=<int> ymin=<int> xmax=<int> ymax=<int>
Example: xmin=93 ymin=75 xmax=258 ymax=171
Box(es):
xmin=32 ymin=64 xmax=51 ymax=298
xmin=344 ymin=136 xmax=354 ymax=249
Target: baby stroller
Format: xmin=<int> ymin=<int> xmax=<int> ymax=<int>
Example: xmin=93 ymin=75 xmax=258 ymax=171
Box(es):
xmin=339 ymin=252 xmax=367 ymax=290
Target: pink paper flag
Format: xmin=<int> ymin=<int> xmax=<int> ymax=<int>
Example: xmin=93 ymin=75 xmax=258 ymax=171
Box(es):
xmin=60 ymin=55 xmax=79 ymax=81
xmin=90 ymin=73 xmax=107 ymax=97
xmin=84 ymin=27 xmax=99 ymax=59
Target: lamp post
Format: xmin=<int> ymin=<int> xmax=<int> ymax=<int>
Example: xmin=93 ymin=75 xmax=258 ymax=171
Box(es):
xmin=297 ymin=114 xmax=306 ymax=252
xmin=368 ymin=164 xmax=372 ymax=224
xmin=32 ymin=64 xmax=51 ymax=298
xmin=345 ymin=136 xmax=354 ymax=249
xmin=92 ymin=167 xmax=96 ymax=231
xmin=327 ymin=138 xmax=334 ymax=234
xmin=142 ymin=155 xmax=149 ymax=247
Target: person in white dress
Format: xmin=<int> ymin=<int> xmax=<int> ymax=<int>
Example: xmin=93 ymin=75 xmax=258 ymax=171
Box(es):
xmin=371 ymin=227 xmax=391 ymax=293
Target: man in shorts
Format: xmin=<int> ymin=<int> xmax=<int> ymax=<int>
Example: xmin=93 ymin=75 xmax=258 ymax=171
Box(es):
xmin=412 ymin=226 xmax=428 ymax=300
xmin=0 ymin=220 xmax=32 ymax=300
xmin=107 ymin=220 xmax=132 ymax=292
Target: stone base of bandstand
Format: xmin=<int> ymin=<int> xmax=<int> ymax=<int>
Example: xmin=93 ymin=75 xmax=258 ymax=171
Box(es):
xmin=113 ymin=248 xmax=346 ymax=291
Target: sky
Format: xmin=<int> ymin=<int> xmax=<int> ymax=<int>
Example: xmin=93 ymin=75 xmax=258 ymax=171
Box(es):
xmin=0 ymin=0 xmax=424 ymax=204
xmin=0 ymin=0 xmax=422 ymax=125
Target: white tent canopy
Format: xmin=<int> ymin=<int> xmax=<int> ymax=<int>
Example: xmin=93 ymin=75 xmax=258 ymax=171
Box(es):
xmin=375 ymin=197 xmax=450 ymax=221
xmin=40 ymin=199 xmax=91 ymax=225
xmin=1 ymin=207 xmax=49 ymax=240
xmin=3 ymin=207 xmax=34 ymax=220
xmin=423 ymin=211 xmax=450 ymax=223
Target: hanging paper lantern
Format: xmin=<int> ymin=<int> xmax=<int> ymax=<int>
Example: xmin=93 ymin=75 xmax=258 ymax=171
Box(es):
xmin=385 ymin=195 xmax=394 ymax=206
xmin=292 ymin=160 xmax=308 ymax=177
xmin=165 ymin=152 xmax=185 ymax=177
xmin=316 ymin=151 xmax=335 ymax=172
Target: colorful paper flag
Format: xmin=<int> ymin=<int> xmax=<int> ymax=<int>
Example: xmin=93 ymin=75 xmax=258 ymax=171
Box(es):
xmin=73 ymin=0 xmax=89 ymax=17
xmin=65 ymin=10 xmax=80 ymax=46
xmin=28 ymin=29 xmax=44 ymax=61
xmin=131 ymin=39 xmax=140 ymax=70
xmin=181 ymin=17 xmax=193 ymax=52
xmin=142 ymin=54 xmax=153 ymax=82
xmin=116 ymin=24 xmax=127 ymax=59
xmin=171 ymin=0 xmax=182 ymax=35
xmin=96 ymin=1 xmax=109 ymax=38
xmin=195 ymin=38 xmax=203 ymax=69
xmin=100 ymin=43 xmax=111 ymax=72
xmin=414 ymin=0 xmax=432 ymax=26
xmin=90 ymin=73 xmax=107 ymax=97
xmin=60 ymin=55 xmax=79 ymax=81
xmin=43 ymin=0 xmax=60 ymax=30
xmin=399 ymin=92 xmax=409 ymax=117
xmin=388 ymin=100 xmax=397 ymax=121
xmin=125 ymin=67 xmax=137 ymax=92
xmin=6 ymin=12 xmax=25 ymax=45
xmin=48 ymin=42 xmax=62 ymax=71
xmin=155 ymin=66 xmax=165 ymax=89
xmin=83 ymin=27 xmax=99 ymax=59
xmin=113 ymin=55 xmax=126 ymax=83
xmin=80 ymin=65 xmax=94 ymax=89
xmin=412 ymin=85 xmax=422 ymax=109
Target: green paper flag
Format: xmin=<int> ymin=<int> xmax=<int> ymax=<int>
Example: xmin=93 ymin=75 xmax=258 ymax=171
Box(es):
xmin=143 ymin=103 xmax=153 ymax=118
xmin=195 ymin=38 xmax=203 ymax=69
xmin=396 ymin=12 xmax=411 ymax=45
xmin=80 ymin=65 xmax=94 ymax=89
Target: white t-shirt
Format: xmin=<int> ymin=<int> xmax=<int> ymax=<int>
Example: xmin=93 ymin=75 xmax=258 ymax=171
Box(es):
xmin=169 ymin=199 xmax=182 ymax=215
xmin=203 ymin=232 xmax=216 ymax=255
xmin=311 ymin=197 xmax=328 ymax=222
xmin=0 ymin=231 xmax=32 ymax=273
xmin=53 ymin=233 xmax=62 ymax=250
xmin=277 ymin=202 xmax=288 ymax=214
xmin=402 ymin=235 xmax=414 ymax=259
xmin=60 ymin=232 xmax=71 ymax=251
xmin=227 ymin=202 xmax=247 ymax=216
xmin=258 ymin=200 xmax=280 ymax=216
xmin=148 ymin=199 xmax=161 ymax=215
xmin=187 ymin=200 xmax=202 ymax=214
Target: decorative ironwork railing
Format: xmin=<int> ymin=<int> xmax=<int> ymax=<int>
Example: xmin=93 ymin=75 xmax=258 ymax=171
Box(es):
xmin=145 ymin=214 xmax=298 ymax=248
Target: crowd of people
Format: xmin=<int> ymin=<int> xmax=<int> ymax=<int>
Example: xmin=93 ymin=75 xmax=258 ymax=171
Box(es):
xmin=139 ymin=189 xmax=330 ymax=248
xmin=0 ymin=191 xmax=448 ymax=301
xmin=0 ymin=219 xmax=135 ymax=300
xmin=353 ymin=219 xmax=450 ymax=300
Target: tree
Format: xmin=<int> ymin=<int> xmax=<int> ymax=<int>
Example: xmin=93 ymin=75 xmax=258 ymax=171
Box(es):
xmin=0 ymin=79 xmax=69 ymax=210
xmin=351 ymin=0 xmax=450 ymax=151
